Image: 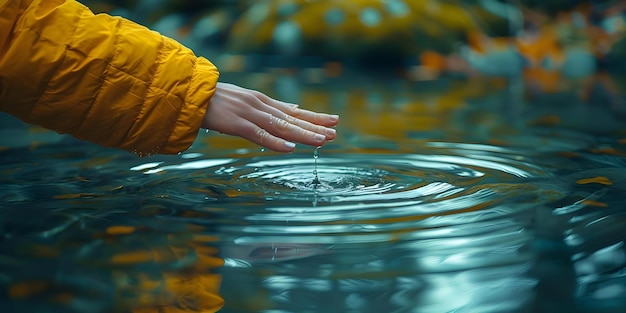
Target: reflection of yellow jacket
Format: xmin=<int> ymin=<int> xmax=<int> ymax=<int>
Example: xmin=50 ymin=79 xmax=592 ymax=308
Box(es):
xmin=0 ymin=0 xmax=219 ymax=155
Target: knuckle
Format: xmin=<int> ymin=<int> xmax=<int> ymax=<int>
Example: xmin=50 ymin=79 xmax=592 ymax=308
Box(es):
xmin=252 ymin=90 xmax=268 ymax=101
xmin=289 ymin=106 xmax=301 ymax=116
xmin=255 ymin=128 xmax=268 ymax=144
xmin=314 ymin=113 xmax=325 ymax=124
xmin=276 ymin=118 xmax=290 ymax=131
xmin=283 ymin=114 xmax=297 ymax=124
xmin=240 ymin=92 xmax=258 ymax=104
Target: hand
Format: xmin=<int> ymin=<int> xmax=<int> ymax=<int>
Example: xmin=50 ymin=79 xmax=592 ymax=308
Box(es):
xmin=202 ymin=82 xmax=339 ymax=152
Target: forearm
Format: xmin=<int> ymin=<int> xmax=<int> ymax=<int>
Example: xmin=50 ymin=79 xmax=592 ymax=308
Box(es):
xmin=0 ymin=0 xmax=219 ymax=154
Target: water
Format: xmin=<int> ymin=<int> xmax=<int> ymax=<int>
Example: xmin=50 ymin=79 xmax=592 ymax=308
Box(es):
xmin=1 ymin=75 xmax=626 ymax=313
xmin=312 ymin=146 xmax=321 ymax=186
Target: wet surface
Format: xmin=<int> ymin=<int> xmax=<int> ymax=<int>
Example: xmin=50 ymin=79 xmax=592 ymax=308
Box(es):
xmin=1 ymin=74 xmax=626 ymax=312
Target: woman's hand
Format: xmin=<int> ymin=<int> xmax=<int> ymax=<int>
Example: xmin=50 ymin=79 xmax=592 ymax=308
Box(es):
xmin=202 ymin=82 xmax=339 ymax=152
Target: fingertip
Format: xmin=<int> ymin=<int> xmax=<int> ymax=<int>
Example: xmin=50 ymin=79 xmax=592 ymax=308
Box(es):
xmin=271 ymin=140 xmax=296 ymax=153
xmin=324 ymin=127 xmax=337 ymax=139
xmin=314 ymin=134 xmax=326 ymax=142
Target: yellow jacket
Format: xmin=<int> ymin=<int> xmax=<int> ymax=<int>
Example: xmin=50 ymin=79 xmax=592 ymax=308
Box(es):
xmin=0 ymin=0 xmax=219 ymax=155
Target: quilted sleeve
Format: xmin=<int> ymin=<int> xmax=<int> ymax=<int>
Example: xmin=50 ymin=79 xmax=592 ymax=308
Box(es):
xmin=0 ymin=0 xmax=219 ymax=155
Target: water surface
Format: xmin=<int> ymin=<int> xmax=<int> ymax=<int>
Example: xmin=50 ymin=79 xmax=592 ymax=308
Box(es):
xmin=1 ymin=75 xmax=626 ymax=313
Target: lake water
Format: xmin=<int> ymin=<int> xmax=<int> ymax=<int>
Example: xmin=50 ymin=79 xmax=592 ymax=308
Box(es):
xmin=1 ymin=72 xmax=626 ymax=313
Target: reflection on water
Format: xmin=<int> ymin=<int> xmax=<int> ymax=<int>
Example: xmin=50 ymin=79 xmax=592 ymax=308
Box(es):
xmin=1 ymin=75 xmax=626 ymax=313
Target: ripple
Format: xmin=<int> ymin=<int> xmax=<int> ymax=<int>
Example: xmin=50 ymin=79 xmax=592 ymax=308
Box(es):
xmin=135 ymin=144 xmax=568 ymax=265
xmin=228 ymin=150 xmax=551 ymax=200
xmin=199 ymin=145 xmax=560 ymax=312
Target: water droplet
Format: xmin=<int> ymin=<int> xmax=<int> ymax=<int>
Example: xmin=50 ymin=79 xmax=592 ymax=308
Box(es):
xmin=312 ymin=191 xmax=318 ymax=207
xmin=261 ymin=148 xmax=266 ymax=152
xmin=312 ymin=146 xmax=321 ymax=185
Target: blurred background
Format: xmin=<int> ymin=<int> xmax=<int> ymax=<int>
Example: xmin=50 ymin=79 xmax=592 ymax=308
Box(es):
xmin=6 ymin=0 xmax=624 ymax=161
xmin=77 ymin=0 xmax=626 ymax=92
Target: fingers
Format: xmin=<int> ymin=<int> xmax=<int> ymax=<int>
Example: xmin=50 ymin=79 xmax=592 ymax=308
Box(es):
xmin=256 ymin=105 xmax=338 ymax=144
xmin=280 ymin=102 xmax=340 ymax=127
xmin=236 ymin=113 xmax=328 ymax=153
xmin=283 ymin=114 xmax=337 ymax=141
xmin=248 ymin=96 xmax=339 ymax=141
xmin=207 ymin=82 xmax=340 ymax=152
xmin=238 ymin=120 xmax=299 ymax=153
xmin=267 ymin=114 xmax=329 ymax=146
xmin=256 ymin=94 xmax=340 ymax=127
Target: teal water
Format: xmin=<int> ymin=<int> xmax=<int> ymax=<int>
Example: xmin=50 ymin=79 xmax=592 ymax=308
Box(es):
xmin=1 ymin=75 xmax=626 ymax=313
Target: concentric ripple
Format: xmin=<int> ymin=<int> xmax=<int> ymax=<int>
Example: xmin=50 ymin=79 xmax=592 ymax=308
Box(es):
xmin=135 ymin=144 xmax=568 ymax=252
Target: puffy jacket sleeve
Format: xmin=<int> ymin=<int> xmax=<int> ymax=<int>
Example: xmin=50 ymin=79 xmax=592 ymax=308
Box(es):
xmin=0 ymin=0 xmax=219 ymax=155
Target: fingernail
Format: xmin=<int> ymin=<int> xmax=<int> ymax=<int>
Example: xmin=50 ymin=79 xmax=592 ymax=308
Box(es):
xmin=284 ymin=141 xmax=296 ymax=149
xmin=329 ymin=115 xmax=339 ymax=123
xmin=314 ymin=134 xmax=326 ymax=142
xmin=325 ymin=128 xmax=336 ymax=137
